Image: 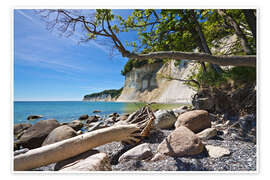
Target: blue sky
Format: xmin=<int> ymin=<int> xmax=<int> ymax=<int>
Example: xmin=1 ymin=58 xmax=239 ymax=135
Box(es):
xmin=14 ymin=9 xmax=136 ymax=101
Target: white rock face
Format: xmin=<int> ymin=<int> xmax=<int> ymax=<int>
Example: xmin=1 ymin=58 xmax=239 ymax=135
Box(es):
xmin=205 ymin=145 xmax=231 ymax=158
xmin=117 ymin=60 xmax=196 ymax=104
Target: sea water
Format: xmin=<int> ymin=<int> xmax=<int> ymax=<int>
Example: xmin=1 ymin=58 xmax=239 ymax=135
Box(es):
xmin=13 ymin=101 xmax=131 ymax=124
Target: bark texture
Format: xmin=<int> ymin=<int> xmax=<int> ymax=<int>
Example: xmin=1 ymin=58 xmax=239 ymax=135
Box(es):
xmin=14 ymin=124 xmax=140 ymax=171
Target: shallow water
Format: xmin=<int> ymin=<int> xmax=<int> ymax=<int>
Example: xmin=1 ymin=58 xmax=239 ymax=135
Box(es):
xmin=13 ymin=101 xmax=184 ymax=124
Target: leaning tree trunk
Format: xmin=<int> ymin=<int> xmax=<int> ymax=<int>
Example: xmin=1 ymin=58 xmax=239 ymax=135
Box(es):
xmin=193 ymin=17 xmax=223 ymax=74
xmin=217 ymin=9 xmax=253 ymax=55
xmin=243 ymin=9 xmax=256 ymax=42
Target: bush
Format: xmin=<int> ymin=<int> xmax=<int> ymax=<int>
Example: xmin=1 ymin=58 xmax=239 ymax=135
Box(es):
xmin=121 ymin=58 xmax=164 ymax=76
xmin=185 ymin=63 xmax=256 ymax=90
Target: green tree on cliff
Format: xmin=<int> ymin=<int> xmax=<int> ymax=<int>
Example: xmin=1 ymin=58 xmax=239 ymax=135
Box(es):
xmin=37 ymin=9 xmax=256 ymax=68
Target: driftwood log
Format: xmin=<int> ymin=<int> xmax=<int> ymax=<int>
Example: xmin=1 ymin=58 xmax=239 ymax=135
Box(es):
xmin=14 ymin=105 xmax=155 ymax=171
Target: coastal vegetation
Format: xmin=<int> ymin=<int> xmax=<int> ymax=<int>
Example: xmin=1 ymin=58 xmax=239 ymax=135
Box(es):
xmin=13 ymin=9 xmax=257 ymax=172
xmin=83 ymin=88 xmax=123 ymax=100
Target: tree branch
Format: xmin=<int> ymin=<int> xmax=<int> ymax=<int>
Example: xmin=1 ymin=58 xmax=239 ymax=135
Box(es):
xmin=124 ymin=51 xmax=256 ymax=67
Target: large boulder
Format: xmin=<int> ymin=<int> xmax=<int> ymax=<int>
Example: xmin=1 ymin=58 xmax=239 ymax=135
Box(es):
xmin=175 ymin=110 xmax=211 ymax=133
xmin=153 ymin=110 xmax=177 ymax=129
xmin=67 ymin=120 xmax=83 ymax=131
xmin=54 ymin=150 xmax=111 ymax=171
xmin=42 ymin=125 xmax=77 ymax=146
xmin=14 ymin=123 xmax=32 ymax=137
xmin=18 ymin=119 xmax=60 ymax=149
xmin=157 ymin=126 xmax=204 ymax=157
xmin=118 ymin=143 xmax=153 ymax=162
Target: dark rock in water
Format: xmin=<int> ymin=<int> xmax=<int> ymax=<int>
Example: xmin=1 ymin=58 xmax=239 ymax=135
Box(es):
xmin=67 ymin=120 xmax=83 ymax=131
xmin=14 ymin=123 xmax=32 ymax=136
xmin=93 ymin=110 xmax=101 ymax=113
xmin=78 ymin=114 xmax=89 ymax=120
xmin=18 ymin=119 xmax=60 ymax=149
xmin=27 ymin=115 xmax=43 ymax=120
xmin=42 ymin=125 xmax=77 ymax=146
xmin=86 ymin=115 xmax=99 ymax=123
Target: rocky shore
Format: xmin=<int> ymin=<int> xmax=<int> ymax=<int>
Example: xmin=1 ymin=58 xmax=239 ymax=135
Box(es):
xmin=13 ymin=105 xmax=256 ymax=172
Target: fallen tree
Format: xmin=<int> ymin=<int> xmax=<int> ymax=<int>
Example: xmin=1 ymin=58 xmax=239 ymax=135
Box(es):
xmin=14 ymin=124 xmax=140 ymax=171
xmin=14 ymin=105 xmax=155 ymax=171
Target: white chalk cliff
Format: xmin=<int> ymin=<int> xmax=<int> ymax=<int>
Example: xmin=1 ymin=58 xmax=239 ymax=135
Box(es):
xmin=117 ymin=60 xmax=196 ymax=104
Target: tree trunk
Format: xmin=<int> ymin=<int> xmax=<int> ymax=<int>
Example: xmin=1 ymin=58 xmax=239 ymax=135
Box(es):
xmin=193 ymin=18 xmax=224 ymax=73
xmin=243 ymin=9 xmax=256 ymax=41
xmin=14 ymin=124 xmax=140 ymax=171
xmin=217 ymin=9 xmax=253 ymax=55
xmin=123 ymin=51 xmax=256 ymax=67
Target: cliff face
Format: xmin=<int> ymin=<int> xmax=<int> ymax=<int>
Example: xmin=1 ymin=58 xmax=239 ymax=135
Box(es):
xmin=83 ymin=94 xmax=117 ymax=102
xmin=117 ymin=60 xmax=196 ymax=104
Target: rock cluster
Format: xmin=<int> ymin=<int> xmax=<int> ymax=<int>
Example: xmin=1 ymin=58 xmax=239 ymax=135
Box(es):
xmin=13 ymin=106 xmax=256 ymax=171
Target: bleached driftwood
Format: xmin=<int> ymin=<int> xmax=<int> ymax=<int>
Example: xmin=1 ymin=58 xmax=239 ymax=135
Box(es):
xmin=14 ymin=105 xmax=156 ymax=171
xmin=14 ymin=124 xmax=141 ymax=171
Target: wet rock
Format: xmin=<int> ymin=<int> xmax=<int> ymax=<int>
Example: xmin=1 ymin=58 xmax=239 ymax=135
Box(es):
xmin=67 ymin=120 xmax=83 ymax=131
xmin=78 ymin=114 xmax=89 ymax=120
xmin=154 ymin=110 xmax=177 ymax=129
xmin=118 ymin=143 xmax=153 ymax=162
xmin=86 ymin=115 xmax=99 ymax=123
xmin=27 ymin=115 xmax=43 ymax=120
xmin=93 ymin=110 xmax=101 ymax=113
xmin=42 ymin=125 xmax=77 ymax=146
xmin=175 ymin=110 xmax=211 ymax=133
xmin=55 ymin=150 xmax=111 ymax=171
xmin=157 ymin=126 xmax=204 ymax=157
xmin=205 ymin=145 xmax=231 ymax=158
xmin=18 ymin=119 xmax=60 ymax=149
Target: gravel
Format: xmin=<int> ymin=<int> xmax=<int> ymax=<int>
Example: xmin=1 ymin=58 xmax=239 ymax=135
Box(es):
xmin=30 ymin=123 xmax=257 ymax=172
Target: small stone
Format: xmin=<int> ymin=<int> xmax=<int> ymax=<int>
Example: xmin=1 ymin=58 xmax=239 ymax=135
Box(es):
xmin=205 ymin=145 xmax=231 ymax=158
xmin=118 ymin=143 xmax=153 ymax=162
xmin=197 ymin=128 xmax=217 ymax=140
